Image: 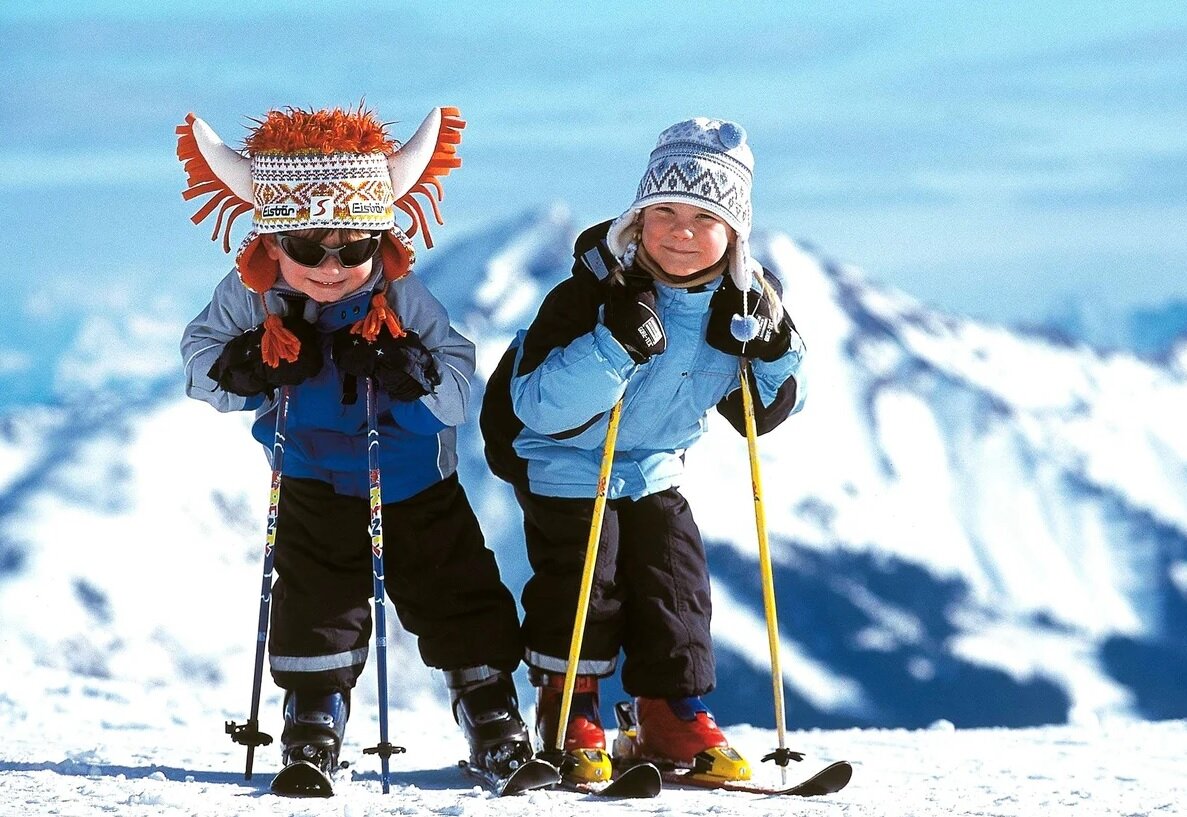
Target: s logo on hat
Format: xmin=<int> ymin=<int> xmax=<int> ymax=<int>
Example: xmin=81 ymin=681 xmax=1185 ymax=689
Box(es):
xmin=309 ymin=195 xmax=335 ymax=224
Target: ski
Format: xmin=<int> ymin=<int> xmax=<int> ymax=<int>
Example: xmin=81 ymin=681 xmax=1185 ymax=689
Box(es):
xmin=459 ymin=757 xmax=561 ymax=796
xmin=269 ymin=759 xmax=336 ymax=797
xmin=661 ymin=759 xmax=852 ymax=797
xmin=560 ymin=762 xmax=662 ymax=798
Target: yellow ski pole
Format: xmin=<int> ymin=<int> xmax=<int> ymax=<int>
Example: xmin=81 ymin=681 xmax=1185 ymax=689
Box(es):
xmin=553 ymin=399 xmax=624 ymax=763
xmin=739 ymin=361 xmax=799 ymax=784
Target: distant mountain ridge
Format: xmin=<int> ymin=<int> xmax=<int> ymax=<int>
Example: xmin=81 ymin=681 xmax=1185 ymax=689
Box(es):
xmin=1 ymin=208 xmax=1184 ymax=732
xmin=1044 ymin=297 xmax=1187 ymax=361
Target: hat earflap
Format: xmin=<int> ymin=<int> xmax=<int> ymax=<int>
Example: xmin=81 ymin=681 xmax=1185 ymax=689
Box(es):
xmin=349 ymin=229 xmax=416 ymax=342
xmin=228 ymin=233 xmax=295 ymax=368
xmin=236 ymin=234 xmax=278 ymax=294
xmin=606 ymin=208 xmax=642 ymax=272
xmin=379 ymin=229 xmax=414 ymax=282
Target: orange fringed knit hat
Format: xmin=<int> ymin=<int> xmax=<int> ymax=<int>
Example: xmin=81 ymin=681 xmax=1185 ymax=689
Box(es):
xmin=175 ymin=105 xmax=464 ymax=365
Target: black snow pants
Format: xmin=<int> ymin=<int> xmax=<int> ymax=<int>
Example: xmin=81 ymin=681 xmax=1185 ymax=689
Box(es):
xmin=516 ymin=485 xmax=715 ymax=698
xmin=268 ymin=473 xmax=523 ymax=694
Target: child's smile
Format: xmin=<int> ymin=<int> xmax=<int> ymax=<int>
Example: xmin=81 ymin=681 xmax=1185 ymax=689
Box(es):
xmin=265 ymin=231 xmax=376 ymax=303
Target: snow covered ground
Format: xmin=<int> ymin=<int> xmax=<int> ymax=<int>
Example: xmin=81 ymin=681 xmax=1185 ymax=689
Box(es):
xmin=3 ymin=661 xmax=1183 ymax=816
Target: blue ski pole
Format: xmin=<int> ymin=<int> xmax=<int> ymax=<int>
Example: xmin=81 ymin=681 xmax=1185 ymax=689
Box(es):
xmin=361 ymin=376 xmax=405 ymax=793
xmin=225 ymin=385 xmax=290 ymax=780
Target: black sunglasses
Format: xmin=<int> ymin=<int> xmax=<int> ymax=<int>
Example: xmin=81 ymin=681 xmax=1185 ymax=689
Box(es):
xmin=276 ymin=233 xmax=382 ymax=268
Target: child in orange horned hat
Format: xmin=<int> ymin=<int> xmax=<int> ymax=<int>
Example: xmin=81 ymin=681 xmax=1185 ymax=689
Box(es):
xmin=178 ymin=105 xmax=532 ymax=781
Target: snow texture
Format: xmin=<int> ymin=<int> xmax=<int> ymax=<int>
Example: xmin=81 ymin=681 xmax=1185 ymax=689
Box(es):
xmin=2 ymin=661 xmax=1183 ymax=815
xmin=1 ymin=211 xmax=1185 ymax=814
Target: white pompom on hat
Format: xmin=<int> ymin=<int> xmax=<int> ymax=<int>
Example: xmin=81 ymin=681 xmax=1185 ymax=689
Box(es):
xmin=606 ymin=117 xmax=760 ymax=296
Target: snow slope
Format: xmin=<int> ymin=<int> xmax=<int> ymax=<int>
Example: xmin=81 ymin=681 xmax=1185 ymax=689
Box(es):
xmin=3 ymin=661 xmax=1184 ymax=816
xmin=0 ymin=210 xmax=1185 ymax=815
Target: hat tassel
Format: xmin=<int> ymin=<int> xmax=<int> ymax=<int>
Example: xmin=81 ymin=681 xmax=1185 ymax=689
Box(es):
xmin=731 ymin=289 xmax=761 ymax=343
xmin=260 ymin=310 xmax=302 ymax=368
xmin=351 ymin=291 xmax=408 ymax=342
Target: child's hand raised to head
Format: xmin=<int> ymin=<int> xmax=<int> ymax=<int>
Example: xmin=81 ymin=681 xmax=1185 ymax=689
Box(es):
xmin=208 ymin=315 xmax=323 ymax=398
xmin=332 ymin=327 xmax=441 ymax=401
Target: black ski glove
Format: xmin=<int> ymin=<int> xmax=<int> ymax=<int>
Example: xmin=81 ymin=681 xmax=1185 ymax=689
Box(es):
xmin=207 ymin=315 xmax=323 ymax=398
xmin=602 ymin=277 xmax=666 ymax=364
xmin=706 ymin=277 xmax=792 ymax=362
xmin=332 ymin=327 xmax=441 ymax=401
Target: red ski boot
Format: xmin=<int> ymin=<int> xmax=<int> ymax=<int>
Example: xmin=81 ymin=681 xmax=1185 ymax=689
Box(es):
xmin=632 ymin=696 xmax=750 ymax=780
xmin=533 ymin=670 xmax=612 ymax=782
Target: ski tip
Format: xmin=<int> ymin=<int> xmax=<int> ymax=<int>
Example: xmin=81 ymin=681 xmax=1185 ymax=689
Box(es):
xmin=787 ymin=760 xmax=853 ymax=796
xmin=269 ymin=760 xmax=335 ymax=797
xmin=600 ymin=763 xmax=662 ymax=798
xmin=459 ymin=757 xmax=560 ymax=796
xmin=660 ymin=758 xmax=853 ymax=797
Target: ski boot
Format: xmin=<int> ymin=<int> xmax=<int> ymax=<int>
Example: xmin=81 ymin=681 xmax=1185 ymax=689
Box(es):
xmin=615 ymin=696 xmax=750 ymax=781
xmin=531 ymin=669 xmax=612 ymax=783
xmin=272 ymin=689 xmax=348 ymax=796
xmin=446 ymin=666 xmax=535 ymax=779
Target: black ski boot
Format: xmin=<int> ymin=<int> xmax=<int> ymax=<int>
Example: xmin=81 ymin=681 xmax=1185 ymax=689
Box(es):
xmin=446 ymin=666 xmax=535 ymax=778
xmin=282 ymin=689 xmax=349 ymax=769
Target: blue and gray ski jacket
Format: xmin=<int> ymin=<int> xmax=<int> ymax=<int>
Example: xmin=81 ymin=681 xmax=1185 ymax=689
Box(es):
xmin=181 ymin=263 xmax=474 ymax=500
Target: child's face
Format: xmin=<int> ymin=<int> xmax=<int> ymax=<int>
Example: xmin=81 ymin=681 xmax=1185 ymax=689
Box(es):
xmin=264 ymin=229 xmax=378 ymax=303
xmin=640 ymin=203 xmax=733 ymax=278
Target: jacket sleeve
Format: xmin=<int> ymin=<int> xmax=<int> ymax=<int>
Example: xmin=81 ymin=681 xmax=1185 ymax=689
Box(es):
xmin=180 ymin=269 xmax=267 ymax=413
xmin=509 ymin=271 xmax=638 ymax=438
xmin=715 ymin=313 xmax=806 ymax=436
xmin=388 ymin=272 xmax=475 ymax=429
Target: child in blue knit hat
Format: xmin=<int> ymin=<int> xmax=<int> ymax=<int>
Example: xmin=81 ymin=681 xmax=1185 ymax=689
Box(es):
xmin=480 ymin=117 xmax=807 ymax=781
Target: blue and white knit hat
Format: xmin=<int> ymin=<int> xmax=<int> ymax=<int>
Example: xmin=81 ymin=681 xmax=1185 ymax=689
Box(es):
xmin=607 ymin=117 xmax=759 ymax=296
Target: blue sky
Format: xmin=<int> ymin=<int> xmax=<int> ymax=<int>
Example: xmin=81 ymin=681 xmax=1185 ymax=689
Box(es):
xmin=1 ymin=2 xmax=1185 ymax=401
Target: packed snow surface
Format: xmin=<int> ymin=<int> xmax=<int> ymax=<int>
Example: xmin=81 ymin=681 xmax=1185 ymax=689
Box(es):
xmin=2 ymin=663 xmax=1183 ymax=816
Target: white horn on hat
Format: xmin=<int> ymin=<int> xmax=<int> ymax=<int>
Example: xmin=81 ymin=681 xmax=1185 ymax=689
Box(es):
xmin=187 ymin=115 xmax=253 ymax=202
xmin=384 ymin=107 xmax=464 ymax=248
xmin=388 ymin=108 xmax=444 ymax=198
xmin=176 ymin=113 xmax=255 ymax=250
